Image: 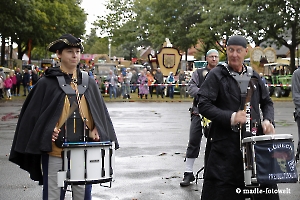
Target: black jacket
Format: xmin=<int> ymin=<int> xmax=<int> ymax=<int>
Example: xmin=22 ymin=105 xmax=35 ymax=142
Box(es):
xmin=197 ymin=64 xmax=274 ymax=185
xmin=22 ymin=72 xmax=30 ymax=85
xmin=9 ymin=67 xmax=118 ymax=184
xmin=31 ymin=73 xmax=39 ymax=85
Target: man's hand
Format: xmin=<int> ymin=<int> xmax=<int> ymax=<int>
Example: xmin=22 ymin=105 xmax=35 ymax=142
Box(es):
xmin=261 ymin=119 xmax=275 ymax=135
xmin=231 ymin=110 xmax=247 ymax=125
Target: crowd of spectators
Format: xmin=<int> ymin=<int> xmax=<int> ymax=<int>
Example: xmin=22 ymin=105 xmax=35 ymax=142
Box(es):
xmin=0 ymin=64 xmax=191 ymax=101
xmin=105 ymin=66 xmax=190 ymax=100
xmin=0 ymin=66 xmax=47 ymax=100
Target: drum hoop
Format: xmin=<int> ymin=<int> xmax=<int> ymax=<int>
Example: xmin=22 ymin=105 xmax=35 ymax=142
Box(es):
xmin=242 ymin=134 xmax=293 ymax=143
xmin=62 ymin=141 xmax=112 ymax=148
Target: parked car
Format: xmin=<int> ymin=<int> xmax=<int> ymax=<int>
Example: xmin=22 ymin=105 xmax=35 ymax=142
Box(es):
xmin=0 ymin=67 xmax=13 ymax=77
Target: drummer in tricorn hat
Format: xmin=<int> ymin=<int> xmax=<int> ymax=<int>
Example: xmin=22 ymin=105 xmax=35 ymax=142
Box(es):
xmin=9 ymin=33 xmax=119 ymax=200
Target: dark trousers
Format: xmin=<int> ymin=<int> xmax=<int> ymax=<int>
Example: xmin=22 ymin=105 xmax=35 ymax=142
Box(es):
xmin=0 ymin=88 xmax=3 ymax=98
xmin=168 ymin=85 xmax=174 ymax=98
xmin=11 ymin=84 xmax=16 ymax=95
xmin=149 ymin=85 xmax=153 ymax=97
xmin=16 ymin=82 xmax=21 ymax=95
xmin=186 ymin=114 xmax=203 ymax=158
xmin=156 ymin=85 xmax=164 ymax=97
xmin=23 ymin=84 xmax=30 ymax=95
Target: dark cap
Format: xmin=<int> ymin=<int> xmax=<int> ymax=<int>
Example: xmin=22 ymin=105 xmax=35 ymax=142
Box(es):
xmin=47 ymin=34 xmax=84 ymax=53
xmin=227 ymin=35 xmax=247 ymax=48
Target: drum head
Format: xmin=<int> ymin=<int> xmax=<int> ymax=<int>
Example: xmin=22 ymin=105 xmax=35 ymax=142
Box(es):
xmin=242 ymin=134 xmax=293 ymax=144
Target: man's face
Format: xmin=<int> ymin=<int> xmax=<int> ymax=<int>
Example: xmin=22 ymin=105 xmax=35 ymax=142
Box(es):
xmin=206 ymin=53 xmax=219 ymax=69
xmin=58 ymin=47 xmax=81 ymax=69
xmin=227 ymin=45 xmax=248 ymax=71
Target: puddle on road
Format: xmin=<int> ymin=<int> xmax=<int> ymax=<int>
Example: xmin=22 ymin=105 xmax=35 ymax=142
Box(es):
xmin=1 ymin=113 xmax=19 ymax=121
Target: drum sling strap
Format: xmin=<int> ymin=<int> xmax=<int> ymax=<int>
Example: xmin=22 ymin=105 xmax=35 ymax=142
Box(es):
xmin=56 ymin=71 xmax=91 ymax=183
xmin=224 ymin=64 xmax=254 ymax=145
xmin=56 ymin=71 xmax=89 ymax=147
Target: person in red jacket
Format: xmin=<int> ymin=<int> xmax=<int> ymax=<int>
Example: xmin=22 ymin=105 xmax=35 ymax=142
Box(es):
xmin=4 ymin=74 xmax=13 ymax=100
xmin=10 ymin=72 xmax=17 ymax=96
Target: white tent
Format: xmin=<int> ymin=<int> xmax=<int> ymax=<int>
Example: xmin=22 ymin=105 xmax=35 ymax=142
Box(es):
xmin=22 ymin=54 xmax=29 ymax=61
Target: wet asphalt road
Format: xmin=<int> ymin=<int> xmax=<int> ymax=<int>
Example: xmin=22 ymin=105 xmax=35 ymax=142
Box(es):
xmin=0 ymin=100 xmax=300 ymax=200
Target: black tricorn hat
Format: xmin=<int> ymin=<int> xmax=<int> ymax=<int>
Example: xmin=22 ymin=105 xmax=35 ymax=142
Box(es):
xmin=47 ymin=34 xmax=84 ymax=53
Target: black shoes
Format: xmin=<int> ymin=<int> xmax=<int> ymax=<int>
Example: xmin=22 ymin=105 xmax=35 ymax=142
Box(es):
xmin=180 ymin=172 xmax=195 ymax=187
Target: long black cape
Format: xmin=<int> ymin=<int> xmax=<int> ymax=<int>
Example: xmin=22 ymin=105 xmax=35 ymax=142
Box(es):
xmin=9 ymin=67 xmax=119 ymax=184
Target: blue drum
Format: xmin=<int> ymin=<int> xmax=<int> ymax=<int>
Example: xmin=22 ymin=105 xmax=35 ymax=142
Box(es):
xmin=242 ymin=134 xmax=298 ymax=185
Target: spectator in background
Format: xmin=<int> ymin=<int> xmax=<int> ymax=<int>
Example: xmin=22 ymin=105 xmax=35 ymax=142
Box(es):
xmin=178 ymin=69 xmax=187 ymax=98
xmin=137 ymin=70 xmax=149 ymax=99
xmin=166 ymin=72 xmax=175 ymax=99
xmin=15 ymin=68 xmax=22 ymax=96
xmin=31 ymin=69 xmax=39 ymax=87
xmin=124 ymin=68 xmax=132 ymax=99
xmin=154 ymin=68 xmax=164 ymax=98
xmin=130 ymin=69 xmax=138 ymax=93
xmin=0 ymin=68 xmax=6 ymax=81
xmin=22 ymin=68 xmax=30 ymax=96
xmin=0 ymin=75 xmax=4 ymax=99
xmin=10 ymin=71 xmax=17 ymax=96
xmin=4 ymin=74 xmax=13 ymax=100
xmin=85 ymin=65 xmax=94 ymax=77
xmin=0 ymin=68 xmax=6 ymax=98
xmin=107 ymin=70 xmax=118 ymax=99
xmin=146 ymin=71 xmax=155 ymax=98
xmin=118 ymin=72 xmax=125 ymax=98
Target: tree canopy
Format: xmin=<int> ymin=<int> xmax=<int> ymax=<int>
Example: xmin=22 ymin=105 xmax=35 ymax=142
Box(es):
xmin=1 ymin=0 xmax=300 ymax=72
xmin=0 ymin=0 xmax=87 ymax=64
xmin=93 ymin=0 xmax=300 ymax=71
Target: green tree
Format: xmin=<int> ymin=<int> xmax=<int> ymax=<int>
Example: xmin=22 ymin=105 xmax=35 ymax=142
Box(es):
xmin=0 ymin=0 xmax=87 ymax=64
xmin=92 ymin=0 xmax=300 ymax=69
xmin=198 ymin=0 xmax=300 ymax=71
xmin=95 ymin=0 xmax=224 ymax=60
xmin=238 ymin=0 xmax=300 ymax=72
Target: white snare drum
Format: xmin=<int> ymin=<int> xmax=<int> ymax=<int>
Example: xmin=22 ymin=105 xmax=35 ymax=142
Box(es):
xmin=57 ymin=141 xmax=115 ymax=187
xmin=242 ymin=134 xmax=298 ymax=186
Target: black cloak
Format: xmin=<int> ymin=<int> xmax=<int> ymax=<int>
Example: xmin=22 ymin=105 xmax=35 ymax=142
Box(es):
xmin=9 ymin=67 xmax=119 ymax=184
xmin=198 ymin=64 xmax=277 ymax=199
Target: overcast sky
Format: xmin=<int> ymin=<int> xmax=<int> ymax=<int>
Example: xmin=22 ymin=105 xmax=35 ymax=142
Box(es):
xmin=81 ymin=0 xmax=108 ymax=35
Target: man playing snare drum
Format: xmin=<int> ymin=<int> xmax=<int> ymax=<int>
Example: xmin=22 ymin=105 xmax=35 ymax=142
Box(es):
xmin=198 ymin=35 xmax=279 ymax=200
xmin=9 ymin=34 xmax=118 ymax=200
